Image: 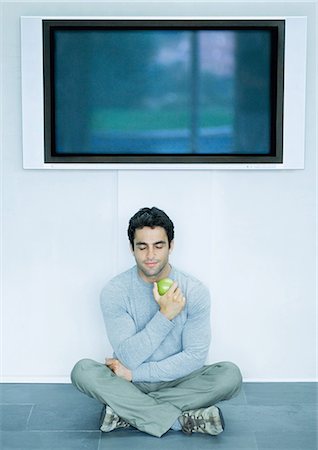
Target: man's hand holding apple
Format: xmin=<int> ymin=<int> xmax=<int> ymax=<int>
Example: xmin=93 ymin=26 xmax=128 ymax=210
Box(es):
xmin=153 ymin=280 xmax=185 ymax=321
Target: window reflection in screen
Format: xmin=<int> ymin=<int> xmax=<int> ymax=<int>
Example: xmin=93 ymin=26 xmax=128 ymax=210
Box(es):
xmin=54 ymin=29 xmax=271 ymax=155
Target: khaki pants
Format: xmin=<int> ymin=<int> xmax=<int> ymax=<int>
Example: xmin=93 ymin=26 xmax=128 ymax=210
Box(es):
xmin=71 ymin=358 xmax=242 ymax=437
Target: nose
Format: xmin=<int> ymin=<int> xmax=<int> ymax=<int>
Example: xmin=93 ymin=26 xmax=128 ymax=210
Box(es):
xmin=146 ymin=246 xmax=155 ymax=259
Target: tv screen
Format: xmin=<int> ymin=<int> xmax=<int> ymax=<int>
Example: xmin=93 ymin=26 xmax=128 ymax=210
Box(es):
xmin=42 ymin=19 xmax=285 ymax=164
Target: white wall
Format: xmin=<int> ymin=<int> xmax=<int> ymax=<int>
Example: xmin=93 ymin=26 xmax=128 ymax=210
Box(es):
xmin=1 ymin=1 xmax=317 ymax=382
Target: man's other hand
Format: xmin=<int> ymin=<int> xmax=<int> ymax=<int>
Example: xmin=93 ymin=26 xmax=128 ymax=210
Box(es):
xmin=105 ymin=358 xmax=132 ymax=381
xmin=153 ymin=281 xmax=186 ymax=321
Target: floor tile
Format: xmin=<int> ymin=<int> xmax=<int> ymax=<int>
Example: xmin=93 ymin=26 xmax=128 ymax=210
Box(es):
xmin=244 ymin=382 xmax=317 ymax=405
xmin=1 ymin=382 xmax=317 ymax=450
xmin=0 ymin=404 xmax=33 ymax=431
xmin=255 ymin=431 xmax=318 ymax=450
xmin=99 ymin=428 xmax=258 ymax=450
xmin=219 ymin=403 xmax=316 ymax=434
xmin=215 ymin=403 xmax=248 ymax=433
xmin=0 ymin=431 xmax=100 ymax=450
xmin=27 ymin=400 xmax=102 ymax=431
xmin=0 ymin=384 xmax=79 ymax=405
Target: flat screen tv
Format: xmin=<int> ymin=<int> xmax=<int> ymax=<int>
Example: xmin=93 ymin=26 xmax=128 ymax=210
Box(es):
xmin=41 ymin=19 xmax=284 ymax=164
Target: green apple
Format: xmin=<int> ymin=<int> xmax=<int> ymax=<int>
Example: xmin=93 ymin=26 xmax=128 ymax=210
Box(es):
xmin=157 ymin=277 xmax=174 ymax=296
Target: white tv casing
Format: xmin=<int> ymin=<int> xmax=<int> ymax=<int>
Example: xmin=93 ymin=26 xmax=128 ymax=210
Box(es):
xmin=20 ymin=16 xmax=307 ymax=170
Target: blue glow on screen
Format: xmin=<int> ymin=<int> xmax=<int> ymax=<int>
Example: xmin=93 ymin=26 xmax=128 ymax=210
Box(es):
xmin=53 ymin=29 xmax=271 ymax=155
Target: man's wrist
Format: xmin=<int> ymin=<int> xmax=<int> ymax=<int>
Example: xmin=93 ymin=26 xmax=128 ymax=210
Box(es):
xmin=159 ymin=308 xmax=173 ymax=321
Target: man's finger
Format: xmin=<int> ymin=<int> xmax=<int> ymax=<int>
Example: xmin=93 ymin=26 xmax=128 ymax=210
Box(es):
xmin=153 ymin=282 xmax=161 ymax=303
xmin=105 ymin=358 xmax=116 ymax=365
xmin=106 ymin=362 xmax=116 ymax=371
xmin=166 ymin=282 xmax=178 ymax=297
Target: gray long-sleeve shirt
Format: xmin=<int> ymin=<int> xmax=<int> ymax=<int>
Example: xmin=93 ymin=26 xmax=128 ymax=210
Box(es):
xmin=100 ymin=265 xmax=211 ymax=383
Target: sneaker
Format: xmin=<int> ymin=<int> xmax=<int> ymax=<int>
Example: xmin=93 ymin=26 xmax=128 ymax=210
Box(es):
xmin=99 ymin=405 xmax=130 ymax=432
xmin=179 ymin=405 xmax=225 ymax=436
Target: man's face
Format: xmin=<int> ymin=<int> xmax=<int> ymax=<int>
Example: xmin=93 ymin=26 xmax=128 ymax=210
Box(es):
xmin=132 ymin=226 xmax=174 ymax=283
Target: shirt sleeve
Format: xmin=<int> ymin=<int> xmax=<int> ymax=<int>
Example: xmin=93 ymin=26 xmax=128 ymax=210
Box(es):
xmin=132 ymin=284 xmax=211 ymax=382
xmin=100 ymin=282 xmax=175 ymax=370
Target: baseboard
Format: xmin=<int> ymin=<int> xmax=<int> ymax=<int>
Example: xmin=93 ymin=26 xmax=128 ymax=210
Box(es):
xmin=0 ymin=377 xmax=71 ymax=383
xmin=1 ymin=376 xmax=317 ymax=383
xmin=243 ymin=378 xmax=318 ymax=383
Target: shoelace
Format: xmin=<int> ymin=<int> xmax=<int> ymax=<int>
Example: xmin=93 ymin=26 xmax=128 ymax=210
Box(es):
xmin=182 ymin=413 xmax=206 ymax=434
xmin=117 ymin=417 xmax=130 ymax=428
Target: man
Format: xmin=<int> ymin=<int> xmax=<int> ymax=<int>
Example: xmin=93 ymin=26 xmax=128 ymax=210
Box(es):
xmin=71 ymin=207 xmax=242 ymax=438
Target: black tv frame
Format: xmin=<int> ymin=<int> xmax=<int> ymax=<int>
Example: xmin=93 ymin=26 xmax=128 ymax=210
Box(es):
xmin=42 ymin=19 xmax=285 ymax=164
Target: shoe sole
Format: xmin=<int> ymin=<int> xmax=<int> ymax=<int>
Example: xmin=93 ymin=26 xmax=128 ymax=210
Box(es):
xmin=217 ymin=406 xmax=225 ymax=432
xmin=99 ymin=405 xmax=107 ymax=428
xmin=207 ymin=406 xmax=225 ymax=435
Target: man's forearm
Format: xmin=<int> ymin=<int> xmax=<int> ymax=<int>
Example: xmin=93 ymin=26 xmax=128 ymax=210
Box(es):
xmin=132 ymin=349 xmax=207 ymax=383
xmin=111 ymin=311 xmax=175 ymax=370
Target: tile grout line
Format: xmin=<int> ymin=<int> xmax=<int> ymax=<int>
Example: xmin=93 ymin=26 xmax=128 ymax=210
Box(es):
xmin=252 ymin=431 xmax=259 ymax=450
xmin=22 ymin=430 xmax=102 ymax=433
xmin=97 ymin=429 xmax=102 ymax=450
xmin=25 ymin=404 xmax=35 ymax=430
xmin=0 ymin=403 xmax=34 ymax=405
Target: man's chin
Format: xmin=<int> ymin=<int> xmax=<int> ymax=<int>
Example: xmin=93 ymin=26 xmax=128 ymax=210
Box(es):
xmin=140 ymin=266 xmax=163 ymax=281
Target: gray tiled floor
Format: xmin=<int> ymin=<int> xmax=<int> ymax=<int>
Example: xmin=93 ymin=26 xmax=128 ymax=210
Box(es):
xmin=0 ymin=382 xmax=317 ymax=450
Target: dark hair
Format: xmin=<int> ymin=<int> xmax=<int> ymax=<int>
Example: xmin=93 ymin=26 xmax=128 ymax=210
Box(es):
xmin=128 ymin=207 xmax=174 ymax=249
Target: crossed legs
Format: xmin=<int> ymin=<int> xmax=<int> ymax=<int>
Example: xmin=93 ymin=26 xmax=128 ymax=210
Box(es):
xmin=71 ymin=358 xmax=242 ymax=437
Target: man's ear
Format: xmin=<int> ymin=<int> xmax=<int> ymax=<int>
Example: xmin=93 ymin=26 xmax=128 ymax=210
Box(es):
xmin=169 ymin=239 xmax=174 ymax=254
xmin=130 ymin=244 xmax=135 ymax=255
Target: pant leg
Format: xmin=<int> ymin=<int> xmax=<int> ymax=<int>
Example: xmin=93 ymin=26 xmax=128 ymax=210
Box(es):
xmin=70 ymin=358 xmax=181 ymax=437
xmin=146 ymin=361 xmax=242 ymax=411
